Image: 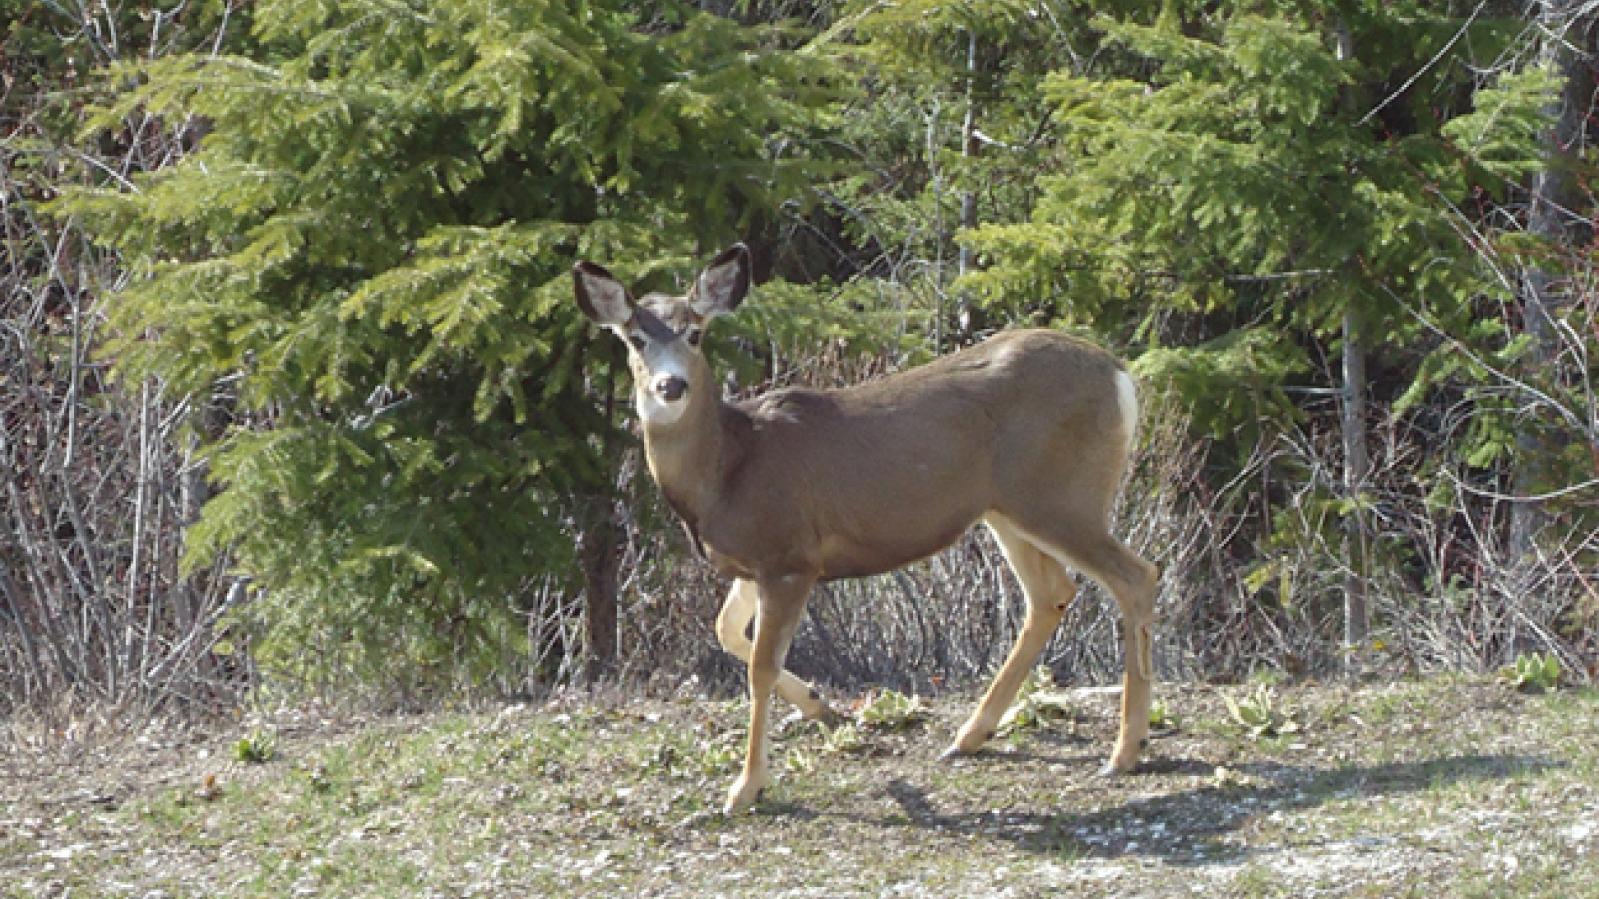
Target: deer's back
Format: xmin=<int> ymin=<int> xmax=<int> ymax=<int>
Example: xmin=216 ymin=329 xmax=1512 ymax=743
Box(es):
xmin=705 ymin=329 xmax=1131 ymax=579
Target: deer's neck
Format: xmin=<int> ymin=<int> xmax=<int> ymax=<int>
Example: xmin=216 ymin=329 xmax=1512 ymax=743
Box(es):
xmin=640 ymin=384 xmax=729 ymax=541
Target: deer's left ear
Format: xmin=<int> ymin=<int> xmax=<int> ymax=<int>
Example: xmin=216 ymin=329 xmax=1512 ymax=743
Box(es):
xmin=573 ymin=261 xmax=635 ymax=328
xmin=690 ymin=244 xmax=751 ymax=320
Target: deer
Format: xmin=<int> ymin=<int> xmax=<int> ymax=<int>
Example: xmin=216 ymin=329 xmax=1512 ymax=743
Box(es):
xmin=573 ymin=244 xmax=1159 ymax=815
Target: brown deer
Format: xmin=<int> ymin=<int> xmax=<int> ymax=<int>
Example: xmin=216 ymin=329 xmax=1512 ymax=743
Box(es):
xmin=573 ymin=244 xmax=1159 ymax=815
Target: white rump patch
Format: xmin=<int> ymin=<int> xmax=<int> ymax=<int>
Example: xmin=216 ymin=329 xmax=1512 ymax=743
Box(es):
xmin=1114 ymin=370 xmax=1139 ymax=455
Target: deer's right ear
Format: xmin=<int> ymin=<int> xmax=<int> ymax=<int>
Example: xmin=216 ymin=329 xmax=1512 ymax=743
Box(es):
xmin=573 ymin=261 xmax=634 ymax=328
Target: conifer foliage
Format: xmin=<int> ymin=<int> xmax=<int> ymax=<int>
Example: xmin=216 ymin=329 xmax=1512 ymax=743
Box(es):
xmin=964 ymin=4 xmax=1538 ymax=441
xmin=57 ymin=0 xmax=832 ymax=687
xmin=22 ymin=1 xmax=1594 ymax=701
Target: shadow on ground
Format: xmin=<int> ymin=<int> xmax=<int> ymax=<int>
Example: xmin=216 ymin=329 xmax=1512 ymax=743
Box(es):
xmin=849 ymin=752 xmax=1560 ymax=867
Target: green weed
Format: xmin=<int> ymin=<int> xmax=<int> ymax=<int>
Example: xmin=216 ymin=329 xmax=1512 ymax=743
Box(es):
xmin=233 ymin=728 xmax=277 ymax=764
xmin=999 ymin=666 xmax=1076 ymax=735
xmin=1501 ymin=652 xmax=1562 ymax=693
xmin=855 ymin=689 xmax=929 ymax=731
xmin=1224 ymin=684 xmax=1300 ymax=740
xmin=1149 ymin=698 xmax=1179 ymax=731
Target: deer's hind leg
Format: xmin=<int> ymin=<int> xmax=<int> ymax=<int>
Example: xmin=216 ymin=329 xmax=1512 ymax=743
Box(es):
xmin=1011 ymin=514 xmax=1159 ymax=775
xmin=716 ymin=579 xmax=835 ymax=722
xmin=1074 ymin=533 xmax=1159 ymax=774
xmin=943 ymin=514 xmax=1079 ymax=759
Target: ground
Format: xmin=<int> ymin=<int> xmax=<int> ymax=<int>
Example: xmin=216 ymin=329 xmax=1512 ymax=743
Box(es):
xmin=2 ymin=675 xmax=1596 ymax=897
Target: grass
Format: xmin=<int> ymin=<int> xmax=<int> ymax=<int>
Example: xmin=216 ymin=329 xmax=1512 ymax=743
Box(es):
xmin=3 ymin=677 xmax=1597 ymax=897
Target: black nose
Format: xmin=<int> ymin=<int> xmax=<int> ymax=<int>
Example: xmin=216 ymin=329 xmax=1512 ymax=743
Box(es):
xmin=655 ymin=375 xmax=688 ymax=402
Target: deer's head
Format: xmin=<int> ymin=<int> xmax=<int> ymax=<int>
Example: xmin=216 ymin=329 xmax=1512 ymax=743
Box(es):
xmin=573 ymin=244 xmax=751 ymax=428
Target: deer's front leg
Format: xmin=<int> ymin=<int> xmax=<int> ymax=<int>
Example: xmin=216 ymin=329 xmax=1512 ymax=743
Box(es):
xmin=725 ymin=572 xmax=814 ymax=816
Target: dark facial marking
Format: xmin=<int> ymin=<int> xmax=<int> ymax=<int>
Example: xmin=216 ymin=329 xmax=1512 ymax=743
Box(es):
xmin=630 ymin=306 xmax=679 ymax=344
xmin=626 ymin=296 xmax=706 ymax=349
xmin=643 ymin=291 xmax=708 ymax=328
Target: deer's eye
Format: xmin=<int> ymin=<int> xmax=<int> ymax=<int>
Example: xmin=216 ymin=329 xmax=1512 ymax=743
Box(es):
xmin=684 ymin=328 xmax=703 ymax=347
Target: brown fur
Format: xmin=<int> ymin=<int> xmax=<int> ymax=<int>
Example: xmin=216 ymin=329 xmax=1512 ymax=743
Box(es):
xmin=647 ymin=330 xmax=1131 ymax=583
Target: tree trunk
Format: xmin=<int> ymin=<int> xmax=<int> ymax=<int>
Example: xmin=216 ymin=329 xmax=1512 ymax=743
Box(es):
xmin=1509 ymin=1 xmax=1594 ymax=561
xmin=581 ymin=343 xmax=623 ymax=682
xmin=1341 ymin=308 xmax=1370 ymax=649
xmin=1335 ymin=20 xmax=1370 ymax=651
xmin=956 ymin=28 xmax=981 ymax=339
xmin=579 ymin=502 xmax=622 ymax=682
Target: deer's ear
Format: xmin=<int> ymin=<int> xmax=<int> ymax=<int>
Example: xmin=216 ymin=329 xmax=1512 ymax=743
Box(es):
xmin=690 ymin=244 xmax=751 ymax=320
xmin=573 ymin=261 xmax=634 ymax=328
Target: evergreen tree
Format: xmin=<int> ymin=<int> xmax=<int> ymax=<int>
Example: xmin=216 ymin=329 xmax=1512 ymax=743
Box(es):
xmin=1508 ymin=2 xmax=1597 ymax=562
xmin=56 ymin=0 xmax=836 ymax=689
xmin=817 ymin=0 xmax=1071 ymax=349
xmin=960 ymin=2 xmax=1552 ymax=644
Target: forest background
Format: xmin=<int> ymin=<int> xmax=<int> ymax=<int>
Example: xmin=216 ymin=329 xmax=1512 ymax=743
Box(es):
xmin=2 ymin=0 xmax=1596 ymax=725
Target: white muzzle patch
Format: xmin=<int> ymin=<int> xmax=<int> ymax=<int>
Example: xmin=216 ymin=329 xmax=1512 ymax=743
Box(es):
xmin=635 ymin=355 xmax=693 ymax=427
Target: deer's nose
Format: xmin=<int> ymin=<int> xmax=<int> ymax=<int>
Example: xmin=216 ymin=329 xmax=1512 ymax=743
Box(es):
xmin=654 ymin=374 xmax=688 ymax=402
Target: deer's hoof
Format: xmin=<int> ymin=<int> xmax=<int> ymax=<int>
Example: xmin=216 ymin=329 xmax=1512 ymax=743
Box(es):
xmin=723 ymin=774 xmax=769 ymax=816
xmin=1097 ymin=757 xmax=1139 ymax=778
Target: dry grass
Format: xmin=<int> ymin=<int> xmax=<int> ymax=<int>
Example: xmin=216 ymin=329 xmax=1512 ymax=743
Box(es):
xmin=3 ymin=676 xmax=1596 ymax=897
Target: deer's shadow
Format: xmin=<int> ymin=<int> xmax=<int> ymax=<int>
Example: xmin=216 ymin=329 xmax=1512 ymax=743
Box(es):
xmin=862 ymin=752 xmax=1559 ymax=867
